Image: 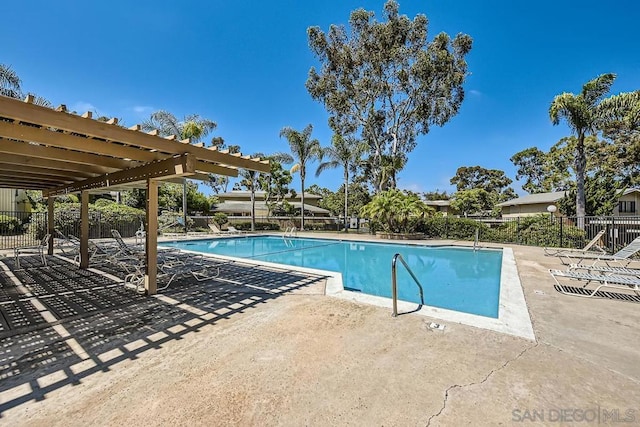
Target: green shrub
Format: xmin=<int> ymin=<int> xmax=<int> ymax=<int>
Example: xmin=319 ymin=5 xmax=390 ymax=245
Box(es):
xmin=418 ymin=217 xmax=489 ymax=240
xmin=230 ymin=221 xmax=280 ymax=231
xmin=360 ymin=189 xmax=431 ymax=234
xmin=29 ymin=202 xmax=145 ymax=239
xmin=212 ymin=213 xmax=228 ymax=227
xmin=0 ymin=214 xmax=22 ymax=235
xmin=486 ymin=215 xmax=587 ymax=248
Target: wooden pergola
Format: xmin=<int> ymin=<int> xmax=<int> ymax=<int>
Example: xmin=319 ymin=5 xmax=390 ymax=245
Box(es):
xmin=0 ymin=94 xmax=269 ymax=294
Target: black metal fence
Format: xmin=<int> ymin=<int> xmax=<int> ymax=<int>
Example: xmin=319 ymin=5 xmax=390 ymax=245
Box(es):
xmin=0 ymin=210 xmax=143 ymax=249
xmin=2 ymin=209 xmax=639 ymax=254
xmin=474 ymin=216 xmax=640 ymax=253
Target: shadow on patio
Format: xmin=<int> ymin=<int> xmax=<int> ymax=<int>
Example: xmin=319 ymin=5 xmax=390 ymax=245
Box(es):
xmin=0 ymin=255 xmax=327 ymax=416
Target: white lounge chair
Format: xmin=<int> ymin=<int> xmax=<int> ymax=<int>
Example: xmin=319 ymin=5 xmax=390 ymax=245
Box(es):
xmin=557 ymin=236 xmax=640 ymax=266
xmin=569 ymin=264 xmax=640 ymax=277
xmin=54 ymin=229 xmax=80 ymax=255
xmin=15 ymin=233 xmax=51 ymax=269
xmin=208 ymin=223 xmax=227 ymax=234
xmin=135 ymin=222 xmax=146 ymax=245
xmin=544 ymin=229 xmax=606 ymax=256
xmin=226 ymin=226 xmax=243 ymax=234
xmin=549 ymin=268 xmax=640 ymax=297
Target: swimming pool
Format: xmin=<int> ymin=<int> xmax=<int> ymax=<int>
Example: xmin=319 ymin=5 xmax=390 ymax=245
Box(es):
xmin=162 ymin=236 xmax=503 ymax=318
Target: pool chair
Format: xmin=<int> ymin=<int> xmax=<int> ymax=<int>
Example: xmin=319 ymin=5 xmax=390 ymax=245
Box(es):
xmin=226 ymin=226 xmax=245 ymax=234
xmin=15 ymin=233 xmax=51 ymax=269
xmin=122 ymin=255 xmax=222 ymax=293
xmin=74 ymin=240 xmax=120 ymax=265
xmin=549 ymin=268 xmax=640 ymax=298
xmin=54 ymin=229 xmax=81 ymax=255
xmin=135 ymin=222 xmax=146 ymax=245
xmin=208 ymin=223 xmax=227 ymax=234
xmin=557 ymin=236 xmax=640 ymax=266
xmin=544 ymin=229 xmax=606 ymax=256
xmin=568 ymin=263 xmax=640 ymax=277
xmin=111 ymin=229 xmax=179 ymax=258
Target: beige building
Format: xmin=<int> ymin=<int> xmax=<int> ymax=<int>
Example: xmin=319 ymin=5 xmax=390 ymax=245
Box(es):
xmin=0 ymin=189 xmax=30 ymax=213
xmin=213 ymin=191 xmax=331 ymax=217
xmin=424 ymin=200 xmax=452 ymax=216
xmin=498 ymin=189 xmax=640 ymax=218
xmin=613 ymin=189 xmax=640 ymax=216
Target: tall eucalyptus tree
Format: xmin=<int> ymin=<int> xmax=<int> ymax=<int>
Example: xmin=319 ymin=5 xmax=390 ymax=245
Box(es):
xmin=306 ymin=0 xmax=472 ymax=192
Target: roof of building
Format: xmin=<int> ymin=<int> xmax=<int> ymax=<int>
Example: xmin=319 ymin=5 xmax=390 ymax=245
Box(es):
xmin=213 ymin=200 xmax=330 ymax=215
xmin=218 ymin=190 xmax=321 ymax=199
xmin=497 ymin=191 xmax=566 ymax=207
xmin=424 ymin=200 xmax=451 ymax=207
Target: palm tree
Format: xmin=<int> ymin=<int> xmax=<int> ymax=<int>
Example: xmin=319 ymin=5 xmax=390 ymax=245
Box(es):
xmin=238 ymin=152 xmax=265 ymax=232
xmin=142 ymin=111 xmax=217 ymax=231
xmin=550 ymin=74 xmax=640 ymax=222
xmin=0 ymin=63 xmax=22 ymax=98
xmin=316 ymin=134 xmax=365 ymax=231
xmin=278 ymin=124 xmax=323 ymax=231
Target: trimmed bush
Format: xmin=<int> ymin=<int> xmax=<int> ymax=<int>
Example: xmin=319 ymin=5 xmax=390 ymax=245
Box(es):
xmin=230 ymin=221 xmax=280 ymax=231
xmin=418 ymin=216 xmax=489 ymax=240
xmin=0 ymin=214 xmax=22 ymax=235
xmin=29 ymin=201 xmax=145 ymax=239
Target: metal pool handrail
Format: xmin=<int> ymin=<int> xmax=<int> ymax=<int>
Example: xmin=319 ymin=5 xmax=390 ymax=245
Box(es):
xmin=474 ymin=227 xmax=479 ymax=251
xmin=391 ymin=253 xmax=425 ymax=317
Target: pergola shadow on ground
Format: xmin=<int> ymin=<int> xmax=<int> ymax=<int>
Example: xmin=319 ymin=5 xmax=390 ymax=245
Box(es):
xmin=0 ymin=255 xmax=326 ymax=416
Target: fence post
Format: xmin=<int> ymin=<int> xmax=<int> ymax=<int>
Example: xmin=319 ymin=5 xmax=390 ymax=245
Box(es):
xmin=516 ymin=217 xmax=520 ymax=244
xmin=559 ymin=217 xmax=564 ymax=248
xmin=610 ymin=216 xmax=615 ymax=253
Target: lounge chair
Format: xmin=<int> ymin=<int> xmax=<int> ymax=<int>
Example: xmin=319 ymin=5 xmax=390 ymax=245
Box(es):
xmin=557 ymin=236 xmax=640 ymax=266
xmin=549 ymin=268 xmax=640 ymax=297
xmin=227 ymin=226 xmax=244 ymax=234
xmin=54 ymin=229 xmax=80 ymax=255
xmin=15 ymin=233 xmax=51 ymax=269
xmin=569 ymin=264 xmax=640 ymax=277
xmin=135 ymin=222 xmax=146 ymax=245
xmin=122 ymin=254 xmax=223 ymax=293
xmin=544 ymin=229 xmax=606 ymax=256
xmin=208 ymin=223 xmax=226 ymax=234
xmin=111 ymin=229 xmax=179 ymax=258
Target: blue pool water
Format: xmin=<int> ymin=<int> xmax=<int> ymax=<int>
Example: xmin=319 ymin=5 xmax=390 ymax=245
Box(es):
xmin=162 ymin=236 xmax=503 ymax=318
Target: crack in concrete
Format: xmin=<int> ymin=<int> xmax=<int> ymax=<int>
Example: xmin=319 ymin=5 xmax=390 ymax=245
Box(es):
xmin=425 ymin=342 xmax=539 ymax=427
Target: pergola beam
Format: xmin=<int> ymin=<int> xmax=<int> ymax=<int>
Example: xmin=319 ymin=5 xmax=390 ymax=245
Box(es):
xmin=0 ymin=120 xmax=163 ymax=163
xmin=0 ymin=152 xmax=115 ymax=175
xmin=44 ymin=153 xmax=197 ymax=196
xmin=0 ymin=138 xmax=136 ymax=170
xmin=0 ymin=162 xmax=96 ymax=179
xmin=0 ymin=95 xmax=269 ymax=173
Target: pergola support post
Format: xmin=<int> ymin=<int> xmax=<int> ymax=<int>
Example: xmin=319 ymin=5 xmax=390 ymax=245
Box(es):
xmin=145 ymin=179 xmax=159 ymax=295
xmin=80 ymin=191 xmax=89 ymax=268
xmin=47 ymin=196 xmax=55 ymax=255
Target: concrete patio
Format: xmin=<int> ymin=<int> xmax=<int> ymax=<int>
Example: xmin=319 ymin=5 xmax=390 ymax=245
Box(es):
xmin=0 ymin=234 xmax=638 ymax=426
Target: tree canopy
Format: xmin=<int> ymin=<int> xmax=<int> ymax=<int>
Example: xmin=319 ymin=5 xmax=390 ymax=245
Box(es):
xmin=306 ymin=0 xmax=472 ymax=192
xmin=549 ymin=73 xmax=640 ymax=220
xmin=277 ymin=124 xmax=323 ymax=230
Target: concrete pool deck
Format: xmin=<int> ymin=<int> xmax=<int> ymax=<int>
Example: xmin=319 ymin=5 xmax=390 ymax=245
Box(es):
xmin=1 ymin=233 xmax=639 ymax=425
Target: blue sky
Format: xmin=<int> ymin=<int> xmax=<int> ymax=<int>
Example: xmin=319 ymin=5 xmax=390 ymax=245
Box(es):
xmin=3 ymin=1 xmax=639 ymax=196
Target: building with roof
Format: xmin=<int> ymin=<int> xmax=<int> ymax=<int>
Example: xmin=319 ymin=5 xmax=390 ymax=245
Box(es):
xmin=424 ymin=199 xmax=452 ymax=216
xmin=0 ymin=189 xmax=30 ymax=212
xmin=213 ymin=190 xmax=331 ymax=217
xmin=497 ymin=189 xmax=640 ymax=218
